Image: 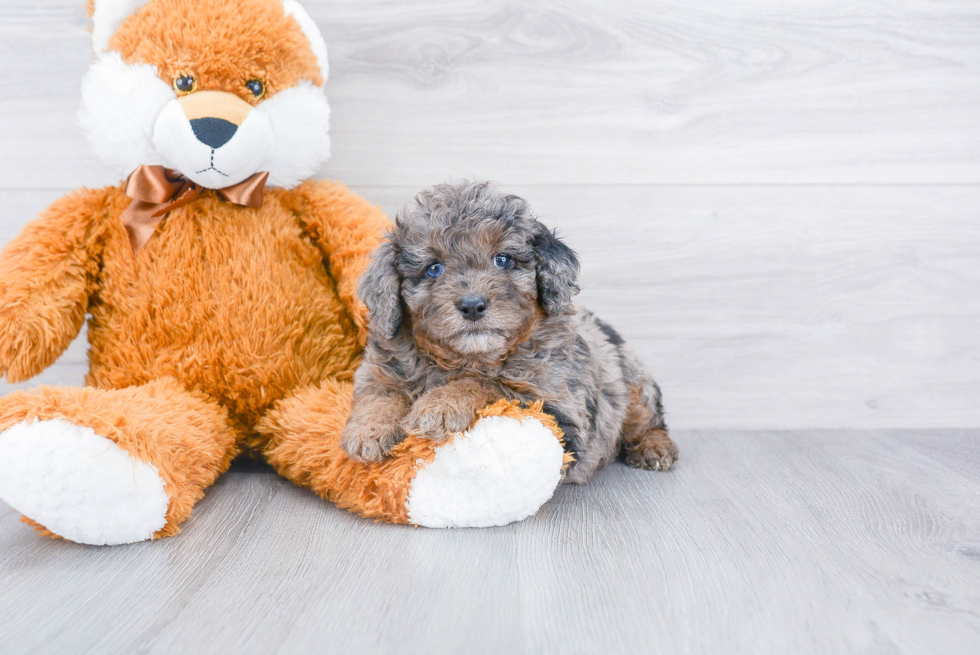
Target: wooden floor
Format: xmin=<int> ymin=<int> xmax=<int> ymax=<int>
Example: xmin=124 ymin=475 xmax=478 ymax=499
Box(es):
xmin=1 ymin=429 xmax=978 ymax=654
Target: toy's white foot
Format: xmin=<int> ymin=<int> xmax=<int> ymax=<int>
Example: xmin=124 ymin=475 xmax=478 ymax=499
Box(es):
xmin=406 ymin=415 xmax=565 ymax=528
xmin=0 ymin=419 xmax=169 ymax=545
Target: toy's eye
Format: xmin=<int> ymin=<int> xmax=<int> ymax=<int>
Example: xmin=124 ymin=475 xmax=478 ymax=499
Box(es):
xmin=425 ymin=263 xmax=444 ymax=278
xmin=245 ymin=79 xmax=265 ymax=98
xmin=173 ymin=74 xmax=196 ymax=94
xmin=493 ymin=254 xmax=515 ymax=269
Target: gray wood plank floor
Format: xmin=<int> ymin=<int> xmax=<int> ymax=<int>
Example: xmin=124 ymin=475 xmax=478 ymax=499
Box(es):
xmin=2 ymin=430 xmax=978 ymax=654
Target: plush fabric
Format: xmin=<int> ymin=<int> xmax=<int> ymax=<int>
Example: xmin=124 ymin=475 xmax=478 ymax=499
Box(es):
xmin=264 ymin=395 xmax=571 ymax=525
xmin=0 ymin=0 xmax=566 ymax=544
xmin=0 ymin=418 xmax=169 ymax=545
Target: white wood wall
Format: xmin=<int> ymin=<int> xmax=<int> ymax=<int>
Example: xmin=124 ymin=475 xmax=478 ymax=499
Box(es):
xmin=1 ymin=0 xmax=978 ymax=429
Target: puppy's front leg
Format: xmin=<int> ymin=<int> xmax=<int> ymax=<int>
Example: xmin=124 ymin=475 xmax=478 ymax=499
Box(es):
xmin=342 ymin=392 xmax=410 ymax=462
xmin=402 ymin=378 xmax=500 ymax=442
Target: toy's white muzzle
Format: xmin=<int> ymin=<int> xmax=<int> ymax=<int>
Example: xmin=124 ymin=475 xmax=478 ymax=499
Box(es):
xmin=153 ymin=91 xmax=273 ymax=189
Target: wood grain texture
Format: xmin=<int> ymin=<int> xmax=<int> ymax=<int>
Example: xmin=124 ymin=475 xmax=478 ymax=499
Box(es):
xmin=4 ymin=186 xmax=978 ymax=429
xmin=0 ymin=0 xmax=978 ymax=188
xmin=1 ymin=430 xmax=978 ymax=654
xmin=2 ymin=1 xmax=979 ymax=428
xmin=2 ymin=3 xmax=979 ymax=653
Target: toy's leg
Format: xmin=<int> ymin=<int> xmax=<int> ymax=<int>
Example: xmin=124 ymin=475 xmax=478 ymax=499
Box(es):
xmin=259 ymin=379 xmax=570 ymax=527
xmin=0 ymin=378 xmax=238 ymax=545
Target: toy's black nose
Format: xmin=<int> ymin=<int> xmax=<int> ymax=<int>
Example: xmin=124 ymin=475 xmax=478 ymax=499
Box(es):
xmin=457 ymin=294 xmax=488 ymax=321
xmin=190 ymin=117 xmax=238 ymax=149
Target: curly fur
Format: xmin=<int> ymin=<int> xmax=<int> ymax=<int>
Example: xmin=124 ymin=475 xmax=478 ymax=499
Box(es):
xmin=343 ymin=181 xmax=678 ymax=482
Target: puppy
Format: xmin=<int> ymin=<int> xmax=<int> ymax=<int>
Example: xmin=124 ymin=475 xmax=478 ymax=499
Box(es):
xmin=341 ymin=181 xmax=677 ymax=483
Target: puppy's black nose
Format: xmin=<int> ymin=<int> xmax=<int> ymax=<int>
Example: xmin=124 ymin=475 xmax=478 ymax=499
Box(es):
xmin=457 ymin=294 xmax=488 ymax=321
xmin=190 ymin=117 xmax=238 ymax=149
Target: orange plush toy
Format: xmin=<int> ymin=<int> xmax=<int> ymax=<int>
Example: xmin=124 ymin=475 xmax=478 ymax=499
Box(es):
xmin=0 ymin=0 xmax=567 ymax=545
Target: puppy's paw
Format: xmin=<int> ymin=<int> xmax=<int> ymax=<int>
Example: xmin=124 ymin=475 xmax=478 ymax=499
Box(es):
xmin=402 ymin=392 xmax=480 ymax=443
xmin=341 ymin=421 xmax=406 ymax=463
xmin=623 ymin=429 xmax=678 ymax=471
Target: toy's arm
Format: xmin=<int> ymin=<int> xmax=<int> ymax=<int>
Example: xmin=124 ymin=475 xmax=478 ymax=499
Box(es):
xmin=0 ymin=188 xmax=110 ymax=383
xmin=286 ymin=181 xmax=391 ymax=344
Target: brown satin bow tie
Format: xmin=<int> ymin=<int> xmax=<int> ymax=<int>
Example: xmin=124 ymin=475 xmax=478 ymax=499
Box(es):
xmin=121 ymin=165 xmax=269 ymax=254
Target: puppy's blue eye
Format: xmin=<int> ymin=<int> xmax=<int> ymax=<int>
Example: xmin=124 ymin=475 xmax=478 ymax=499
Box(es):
xmin=494 ymin=254 xmax=515 ymax=269
xmin=426 ymin=263 xmax=444 ymax=278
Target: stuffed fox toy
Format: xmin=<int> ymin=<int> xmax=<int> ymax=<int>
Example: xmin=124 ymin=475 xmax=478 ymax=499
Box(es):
xmin=0 ymin=0 xmax=567 ymax=545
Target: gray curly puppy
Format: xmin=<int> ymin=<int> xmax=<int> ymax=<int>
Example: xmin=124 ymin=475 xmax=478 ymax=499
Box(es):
xmin=341 ymin=181 xmax=677 ymax=484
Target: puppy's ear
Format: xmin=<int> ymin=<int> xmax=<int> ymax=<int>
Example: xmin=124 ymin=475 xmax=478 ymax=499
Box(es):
xmin=531 ymin=222 xmax=580 ymax=316
xmin=358 ymin=238 xmax=403 ymax=340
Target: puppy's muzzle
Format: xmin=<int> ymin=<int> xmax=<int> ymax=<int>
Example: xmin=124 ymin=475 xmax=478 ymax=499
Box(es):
xmin=457 ymin=294 xmax=489 ymax=321
xmin=178 ymin=91 xmax=252 ymax=150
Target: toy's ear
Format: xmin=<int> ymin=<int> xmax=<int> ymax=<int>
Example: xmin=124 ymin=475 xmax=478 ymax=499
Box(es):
xmin=358 ymin=238 xmax=403 ymax=340
xmin=88 ymin=0 xmax=150 ymax=52
xmin=531 ymin=221 xmax=581 ymax=316
xmin=282 ymin=0 xmax=330 ymax=84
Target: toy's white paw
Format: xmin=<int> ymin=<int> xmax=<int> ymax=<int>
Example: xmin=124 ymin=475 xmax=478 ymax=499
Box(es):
xmin=0 ymin=419 xmax=169 ymax=545
xmin=406 ymin=415 xmax=565 ymax=528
